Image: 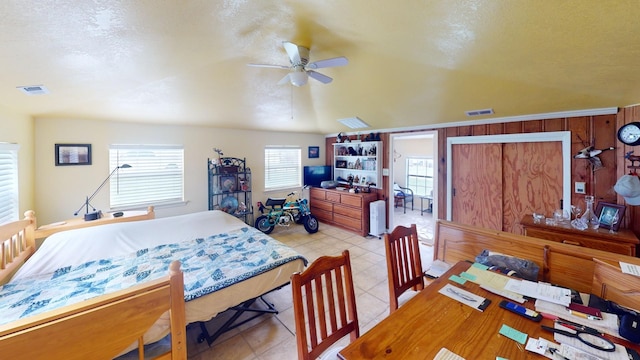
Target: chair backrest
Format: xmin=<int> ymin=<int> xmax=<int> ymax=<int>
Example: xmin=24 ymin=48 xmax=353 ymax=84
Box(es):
xmin=291 ymin=250 xmax=359 ymax=360
xmin=384 ymin=224 xmax=424 ymax=313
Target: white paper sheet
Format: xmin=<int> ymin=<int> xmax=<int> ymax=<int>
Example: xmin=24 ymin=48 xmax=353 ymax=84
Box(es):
xmin=505 ymin=279 xmax=571 ymax=306
xmin=619 ymin=261 xmax=640 ymax=277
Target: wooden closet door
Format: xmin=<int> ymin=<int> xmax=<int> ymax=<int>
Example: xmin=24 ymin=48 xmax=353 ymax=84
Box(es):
xmin=503 ymin=141 xmax=563 ymax=234
xmin=451 ymin=143 xmax=503 ymax=231
xmin=452 ymin=141 xmax=563 ymax=234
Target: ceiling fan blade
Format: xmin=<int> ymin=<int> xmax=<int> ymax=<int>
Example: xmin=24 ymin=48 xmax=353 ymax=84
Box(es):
xmin=277 ymin=73 xmax=291 ymax=85
xmin=306 ymin=56 xmax=348 ymax=69
xmin=307 ymin=70 xmax=333 ymax=84
xmin=247 ymin=63 xmax=289 ymax=69
xmin=283 ymin=41 xmax=301 ymax=65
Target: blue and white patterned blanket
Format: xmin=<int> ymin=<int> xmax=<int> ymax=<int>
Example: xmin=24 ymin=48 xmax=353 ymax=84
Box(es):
xmin=0 ymin=227 xmax=306 ymax=326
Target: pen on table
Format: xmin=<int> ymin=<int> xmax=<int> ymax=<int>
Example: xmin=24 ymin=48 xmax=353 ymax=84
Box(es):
xmin=568 ymin=309 xmax=601 ymax=320
xmin=556 ymin=319 xmax=602 ymax=335
xmin=446 ymin=287 xmax=477 ymax=302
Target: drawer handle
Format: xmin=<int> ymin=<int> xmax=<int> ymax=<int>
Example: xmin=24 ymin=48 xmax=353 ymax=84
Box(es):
xmin=562 ymin=240 xmax=582 ymax=246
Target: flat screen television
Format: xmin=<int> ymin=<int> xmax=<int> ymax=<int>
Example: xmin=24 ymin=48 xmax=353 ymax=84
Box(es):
xmin=303 ymin=165 xmax=332 ymax=187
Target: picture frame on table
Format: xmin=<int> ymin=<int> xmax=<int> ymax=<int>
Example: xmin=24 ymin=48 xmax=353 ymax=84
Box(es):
xmin=595 ymin=202 xmax=625 ymax=231
xmin=308 ymin=146 xmax=320 ymax=159
xmin=55 ymin=144 xmax=92 ymax=166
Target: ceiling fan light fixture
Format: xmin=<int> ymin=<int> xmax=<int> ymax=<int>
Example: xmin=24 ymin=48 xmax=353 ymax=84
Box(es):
xmin=289 ymin=71 xmax=308 ymax=86
xmin=338 ymin=117 xmax=370 ymax=129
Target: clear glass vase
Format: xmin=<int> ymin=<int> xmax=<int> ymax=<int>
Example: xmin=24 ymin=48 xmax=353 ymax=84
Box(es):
xmin=582 ymin=195 xmax=600 ymax=230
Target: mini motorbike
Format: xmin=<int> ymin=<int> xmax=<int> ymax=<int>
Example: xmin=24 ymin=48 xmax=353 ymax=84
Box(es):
xmin=255 ymin=187 xmax=319 ymax=234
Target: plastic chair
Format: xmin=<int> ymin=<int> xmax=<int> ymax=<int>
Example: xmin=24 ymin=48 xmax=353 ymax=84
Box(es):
xmin=384 ymin=224 xmax=424 ymax=313
xmin=291 ymin=250 xmax=359 ymax=360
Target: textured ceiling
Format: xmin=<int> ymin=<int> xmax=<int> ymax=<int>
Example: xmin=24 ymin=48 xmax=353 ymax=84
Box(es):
xmin=1 ymin=1 xmax=640 ymax=134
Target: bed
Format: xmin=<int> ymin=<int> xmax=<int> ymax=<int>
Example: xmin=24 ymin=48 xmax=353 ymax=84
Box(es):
xmin=0 ymin=210 xmax=307 ymax=357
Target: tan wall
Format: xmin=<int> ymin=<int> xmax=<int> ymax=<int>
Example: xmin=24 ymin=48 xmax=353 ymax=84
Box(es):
xmin=392 ymin=137 xmax=434 ymax=186
xmin=34 ymin=118 xmax=325 ymax=225
xmin=0 ymin=110 xmax=34 ymax=217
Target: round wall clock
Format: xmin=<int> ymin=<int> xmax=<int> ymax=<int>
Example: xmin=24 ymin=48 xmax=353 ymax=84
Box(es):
xmin=617 ymin=122 xmax=640 ymax=146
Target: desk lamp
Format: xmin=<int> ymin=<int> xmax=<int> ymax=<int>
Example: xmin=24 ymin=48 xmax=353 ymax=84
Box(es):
xmin=74 ymin=164 xmax=131 ymax=221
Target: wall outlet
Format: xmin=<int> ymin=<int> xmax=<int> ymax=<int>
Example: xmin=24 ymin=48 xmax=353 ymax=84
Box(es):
xmin=382 ymin=168 xmax=389 ymax=176
xmin=575 ymin=182 xmax=586 ymax=194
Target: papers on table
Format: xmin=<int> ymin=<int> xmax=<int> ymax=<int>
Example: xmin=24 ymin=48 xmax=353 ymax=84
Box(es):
xmin=534 ymin=299 xmax=620 ymax=337
xmin=425 ymin=259 xmax=452 ymax=278
xmin=504 ymin=279 xmax=571 ymax=307
xmin=439 ymin=284 xmax=491 ymax=311
xmin=434 ymin=347 xmax=465 ymax=360
xmin=619 ymin=261 xmax=640 ymax=277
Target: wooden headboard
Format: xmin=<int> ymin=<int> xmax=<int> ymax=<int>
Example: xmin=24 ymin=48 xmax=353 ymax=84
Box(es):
xmin=0 ymin=211 xmax=36 ymax=285
xmin=434 ymin=219 xmax=640 ymax=294
xmin=0 ymin=260 xmax=186 ymax=359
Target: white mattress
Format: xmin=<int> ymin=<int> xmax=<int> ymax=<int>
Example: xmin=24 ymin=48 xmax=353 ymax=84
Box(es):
xmin=14 ymin=210 xmax=247 ymax=280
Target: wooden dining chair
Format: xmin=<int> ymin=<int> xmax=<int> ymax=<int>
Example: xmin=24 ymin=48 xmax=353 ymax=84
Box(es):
xmin=384 ymin=223 xmax=424 ymax=314
xmin=291 ymin=250 xmax=359 ymax=360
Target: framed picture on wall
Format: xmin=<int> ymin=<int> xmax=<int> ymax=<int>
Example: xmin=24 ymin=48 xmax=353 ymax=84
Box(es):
xmin=308 ymin=146 xmax=319 ymax=158
xmin=595 ymin=202 xmax=625 ymax=231
xmin=55 ymin=144 xmax=92 ymax=166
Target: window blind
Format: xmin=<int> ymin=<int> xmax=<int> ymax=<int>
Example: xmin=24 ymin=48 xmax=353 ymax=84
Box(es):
xmin=0 ymin=143 xmax=19 ymax=225
xmin=109 ymin=144 xmax=184 ymax=208
xmin=264 ymin=146 xmax=301 ymax=191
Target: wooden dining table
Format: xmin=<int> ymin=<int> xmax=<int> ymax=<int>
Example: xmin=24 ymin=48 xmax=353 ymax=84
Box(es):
xmin=338 ymin=261 xmax=640 ymax=359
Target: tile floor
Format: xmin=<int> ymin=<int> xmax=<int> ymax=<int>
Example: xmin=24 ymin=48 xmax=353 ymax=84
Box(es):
xmin=186 ymin=208 xmax=434 ymax=359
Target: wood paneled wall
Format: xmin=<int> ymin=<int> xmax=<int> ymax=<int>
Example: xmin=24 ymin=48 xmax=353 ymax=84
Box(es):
xmin=326 ymin=107 xmax=640 ymax=239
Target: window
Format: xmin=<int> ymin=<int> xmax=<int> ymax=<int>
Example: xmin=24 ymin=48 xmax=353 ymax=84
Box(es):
xmin=109 ymin=144 xmax=184 ymax=209
xmin=0 ymin=143 xmax=19 ymax=225
xmin=264 ymin=146 xmax=301 ymax=191
xmin=406 ymin=157 xmax=433 ymax=196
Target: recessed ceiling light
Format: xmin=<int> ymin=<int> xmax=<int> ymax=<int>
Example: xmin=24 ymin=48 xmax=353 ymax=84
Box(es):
xmin=338 ymin=117 xmax=370 ymax=129
xmin=465 ymin=108 xmax=494 ymax=117
xmin=17 ymin=85 xmax=49 ymax=95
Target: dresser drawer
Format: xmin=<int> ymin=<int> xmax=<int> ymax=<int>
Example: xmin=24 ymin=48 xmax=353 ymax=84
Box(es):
xmin=326 ymin=192 xmax=341 ymax=203
xmin=340 ymin=194 xmax=362 ymax=207
xmin=311 ymin=200 xmax=333 ymax=212
xmin=333 ymin=215 xmax=362 ymax=230
xmin=310 ymin=188 xmax=327 ymax=201
xmin=333 ymin=203 xmax=361 ymax=219
xmin=311 ymin=206 xmax=333 ymax=221
xmin=524 ymin=228 xmax=634 ymax=256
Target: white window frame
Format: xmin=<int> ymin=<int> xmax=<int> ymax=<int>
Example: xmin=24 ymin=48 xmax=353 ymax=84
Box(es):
xmin=406 ymin=156 xmax=433 ymax=197
xmin=109 ymin=144 xmax=184 ymax=209
xmin=0 ymin=143 xmax=19 ymax=225
xmin=264 ymin=146 xmax=301 ymax=191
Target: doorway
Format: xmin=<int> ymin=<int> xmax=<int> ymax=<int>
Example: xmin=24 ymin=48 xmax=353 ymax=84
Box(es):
xmin=389 ymin=131 xmax=438 ymax=245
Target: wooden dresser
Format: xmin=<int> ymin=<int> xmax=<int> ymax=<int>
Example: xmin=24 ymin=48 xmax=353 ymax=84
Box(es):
xmin=520 ymin=215 xmax=639 ymax=256
xmin=309 ymin=187 xmax=378 ymax=236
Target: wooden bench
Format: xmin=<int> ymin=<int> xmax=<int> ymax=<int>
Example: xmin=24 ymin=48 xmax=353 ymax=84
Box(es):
xmin=434 ymin=220 xmax=640 ymax=310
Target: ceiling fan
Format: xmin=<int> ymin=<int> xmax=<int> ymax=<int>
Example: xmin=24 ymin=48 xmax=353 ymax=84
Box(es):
xmin=248 ymin=41 xmax=348 ymax=86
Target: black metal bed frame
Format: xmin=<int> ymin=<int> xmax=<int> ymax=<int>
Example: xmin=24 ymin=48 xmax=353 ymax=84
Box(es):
xmin=196 ymin=287 xmax=283 ymax=346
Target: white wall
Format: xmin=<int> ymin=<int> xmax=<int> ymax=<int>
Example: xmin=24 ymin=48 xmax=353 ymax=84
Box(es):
xmin=34 ymin=118 xmax=325 ymax=225
xmin=0 ymin=110 xmax=34 ymax=217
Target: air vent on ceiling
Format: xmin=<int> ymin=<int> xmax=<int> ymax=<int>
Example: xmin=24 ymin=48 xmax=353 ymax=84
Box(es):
xmin=465 ymin=108 xmax=494 ymax=117
xmin=338 ymin=117 xmax=370 ymax=129
xmin=17 ymin=85 xmax=49 ymax=95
